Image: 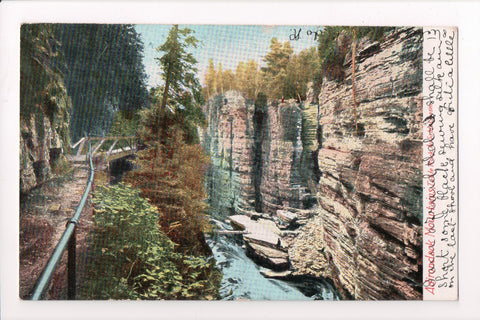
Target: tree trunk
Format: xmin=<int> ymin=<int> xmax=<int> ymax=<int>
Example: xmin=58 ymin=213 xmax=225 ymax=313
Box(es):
xmin=352 ymin=30 xmax=358 ymax=136
xmin=160 ymin=63 xmax=172 ymax=140
xmin=159 ymin=25 xmax=178 ymax=141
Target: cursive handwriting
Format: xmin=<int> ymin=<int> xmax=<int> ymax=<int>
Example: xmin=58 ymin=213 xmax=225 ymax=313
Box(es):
xmin=289 ymin=28 xmax=321 ymax=41
xmin=422 ymin=28 xmax=457 ymax=298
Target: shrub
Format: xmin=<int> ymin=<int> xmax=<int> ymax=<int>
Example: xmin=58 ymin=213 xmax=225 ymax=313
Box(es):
xmin=82 ymin=183 xmax=220 ymax=300
xmin=126 ymin=130 xmax=212 ymax=256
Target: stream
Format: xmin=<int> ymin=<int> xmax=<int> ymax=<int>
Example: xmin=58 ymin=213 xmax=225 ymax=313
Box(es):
xmin=206 ymin=221 xmax=340 ymax=301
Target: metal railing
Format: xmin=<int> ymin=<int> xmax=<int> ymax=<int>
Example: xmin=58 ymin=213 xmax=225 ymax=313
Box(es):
xmin=30 ymin=143 xmax=95 ymax=300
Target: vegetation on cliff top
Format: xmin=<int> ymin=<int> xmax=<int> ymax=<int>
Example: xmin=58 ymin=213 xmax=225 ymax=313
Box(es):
xmin=203 ymin=38 xmax=320 ymax=102
xmin=202 ymin=27 xmax=394 ymax=109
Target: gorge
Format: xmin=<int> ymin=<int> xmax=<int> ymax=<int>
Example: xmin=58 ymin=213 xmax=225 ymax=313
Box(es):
xmin=201 ymin=27 xmax=423 ymax=300
xmin=18 ymin=24 xmax=424 ymax=301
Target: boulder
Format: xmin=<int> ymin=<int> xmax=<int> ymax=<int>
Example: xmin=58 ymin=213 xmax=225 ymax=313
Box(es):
xmin=277 ymin=210 xmax=298 ymax=224
xmin=245 ymin=242 xmax=289 ymax=271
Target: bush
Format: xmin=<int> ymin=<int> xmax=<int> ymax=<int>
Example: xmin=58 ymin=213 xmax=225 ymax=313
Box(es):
xmin=81 ymin=183 xmax=221 ymax=300
xmin=126 ymin=131 xmax=213 ymax=256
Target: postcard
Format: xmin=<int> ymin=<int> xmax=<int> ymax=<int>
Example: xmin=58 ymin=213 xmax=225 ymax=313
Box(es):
xmin=16 ymin=22 xmax=458 ymax=302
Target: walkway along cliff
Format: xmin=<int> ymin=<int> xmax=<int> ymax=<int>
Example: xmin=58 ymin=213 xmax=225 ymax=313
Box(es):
xmin=201 ymin=27 xmax=423 ymax=300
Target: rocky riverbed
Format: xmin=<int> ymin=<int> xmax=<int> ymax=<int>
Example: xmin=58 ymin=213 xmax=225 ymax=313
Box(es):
xmin=207 ymin=220 xmax=339 ymax=300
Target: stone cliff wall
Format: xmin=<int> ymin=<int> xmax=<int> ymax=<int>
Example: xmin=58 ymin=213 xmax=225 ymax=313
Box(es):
xmin=202 ymin=93 xmax=317 ymax=219
xmin=202 ymin=94 xmax=255 ymax=218
xmin=20 ymin=25 xmax=72 ymax=194
xmin=20 ymin=88 xmax=71 ymax=194
xmin=290 ymin=27 xmax=423 ymax=300
xmin=202 ymin=27 xmax=423 ymax=300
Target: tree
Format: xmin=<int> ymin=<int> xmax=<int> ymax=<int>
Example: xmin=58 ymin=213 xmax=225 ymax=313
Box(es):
xmin=284 ymin=47 xmax=321 ymax=101
xmin=317 ymin=26 xmax=346 ymax=82
xmin=244 ymin=60 xmax=261 ymax=99
xmin=204 ymin=62 xmax=236 ymax=99
xmin=155 ymin=25 xmax=203 ymax=141
xmin=130 ymin=25 xmax=211 ymax=256
xmin=204 ymin=59 xmax=217 ymax=100
xmin=261 ymin=38 xmax=293 ymax=99
xmin=235 ymin=61 xmax=247 ymax=94
xmin=317 ymin=26 xmax=394 ymax=134
xmin=53 ymin=24 xmax=148 ymax=140
xmin=216 ymin=63 xmax=224 ymax=94
xmin=222 ymin=69 xmax=236 ymax=92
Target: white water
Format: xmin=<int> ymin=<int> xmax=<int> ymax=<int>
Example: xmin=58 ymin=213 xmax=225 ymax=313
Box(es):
xmin=207 ymin=221 xmax=340 ymax=301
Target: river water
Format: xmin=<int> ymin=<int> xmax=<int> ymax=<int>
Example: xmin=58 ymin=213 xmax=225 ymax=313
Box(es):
xmin=206 ymin=222 xmax=340 ymax=301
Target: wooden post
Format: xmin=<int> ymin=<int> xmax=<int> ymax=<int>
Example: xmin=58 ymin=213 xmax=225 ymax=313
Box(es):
xmin=67 ymin=228 xmax=76 ymax=300
xmin=71 ymin=137 xmax=85 ymax=150
xmin=106 ymin=139 xmax=118 ymax=159
xmin=76 ymin=138 xmax=86 ymax=157
xmin=92 ymin=139 xmax=106 ymax=156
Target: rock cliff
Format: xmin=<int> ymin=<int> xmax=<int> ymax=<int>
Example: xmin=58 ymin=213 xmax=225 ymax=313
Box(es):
xmin=290 ymin=27 xmax=423 ymax=300
xmin=201 ymin=93 xmax=316 ymax=220
xmin=20 ymin=25 xmax=72 ymax=194
xmin=20 ymin=110 xmax=68 ymax=193
xmin=202 ymin=27 xmax=423 ymax=300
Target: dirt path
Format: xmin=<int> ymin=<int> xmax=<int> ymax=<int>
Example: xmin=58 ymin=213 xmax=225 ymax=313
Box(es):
xmin=19 ymin=162 xmax=95 ymax=299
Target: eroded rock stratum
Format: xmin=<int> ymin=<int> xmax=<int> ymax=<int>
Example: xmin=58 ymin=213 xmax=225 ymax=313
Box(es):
xmin=202 ymin=27 xmax=423 ymax=300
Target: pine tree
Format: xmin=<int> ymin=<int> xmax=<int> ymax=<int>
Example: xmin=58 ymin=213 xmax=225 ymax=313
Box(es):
xmin=235 ymin=61 xmax=246 ymax=91
xmin=222 ymin=69 xmax=236 ymax=92
xmin=244 ymin=60 xmax=260 ymax=99
xmin=155 ymin=25 xmax=202 ymax=141
xmin=261 ymin=38 xmax=293 ymax=99
xmin=130 ymin=25 xmax=210 ymax=255
xmin=284 ymin=47 xmax=321 ymax=101
xmin=204 ymin=59 xmax=217 ymax=100
xmin=216 ymin=63 xmax=224 ymax=94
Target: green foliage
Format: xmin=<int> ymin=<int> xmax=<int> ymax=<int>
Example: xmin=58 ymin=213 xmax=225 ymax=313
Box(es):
xmin=204 ymin=39 xmax=320 ymax=103
xmin=150 ymin=25 xmax=205 ymax=144
xmin=52 ymin=24 xmax=148 ymax=141
xmin=261 ymin=38 xmax=293 ymax=99
xmin=126 ymin=135 xmax=212 ymax=255
xmin=110 ymin=110 xmax=140 ymax=137
xmin=204 ymin=59 xmax=217 ymax=99
xmin=240 ymin=60 xmax=262 ymax=100
xmin=317 ymin=26 xmax=395 ymax=82
xmin=82 ymin=183 xmax=221 ymax=300
xmin=284 ymin=47 xmax=321 ymax=101
xmin=20 ymin=24 xmax=72 ymax=149
xmin=156 ymin=26 xmax=200 ymax=93
xmin=317 ymin=26 xmax=346 ymax=82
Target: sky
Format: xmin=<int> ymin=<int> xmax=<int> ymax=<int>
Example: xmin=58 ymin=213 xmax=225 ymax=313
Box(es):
xmin=134 ymin=24 xmax=321 ymax=88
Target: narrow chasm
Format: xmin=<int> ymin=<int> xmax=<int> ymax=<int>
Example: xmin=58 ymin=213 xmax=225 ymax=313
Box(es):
xmin=252 ymin=94 xmax=267 ymax=213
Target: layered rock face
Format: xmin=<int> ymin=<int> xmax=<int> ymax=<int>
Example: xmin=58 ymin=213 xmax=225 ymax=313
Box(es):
xmin=202 ymin=93 xmax=256 ymax=219
xmin=202 ymin=92 xmax=316 ymax=220
xmin=203 ymin=27 xmax=423 ymax=300
xmin=20 ymin=91 xmax=71 ymax=194
xmin=290 ymin=27 xmax=423 ymax=300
